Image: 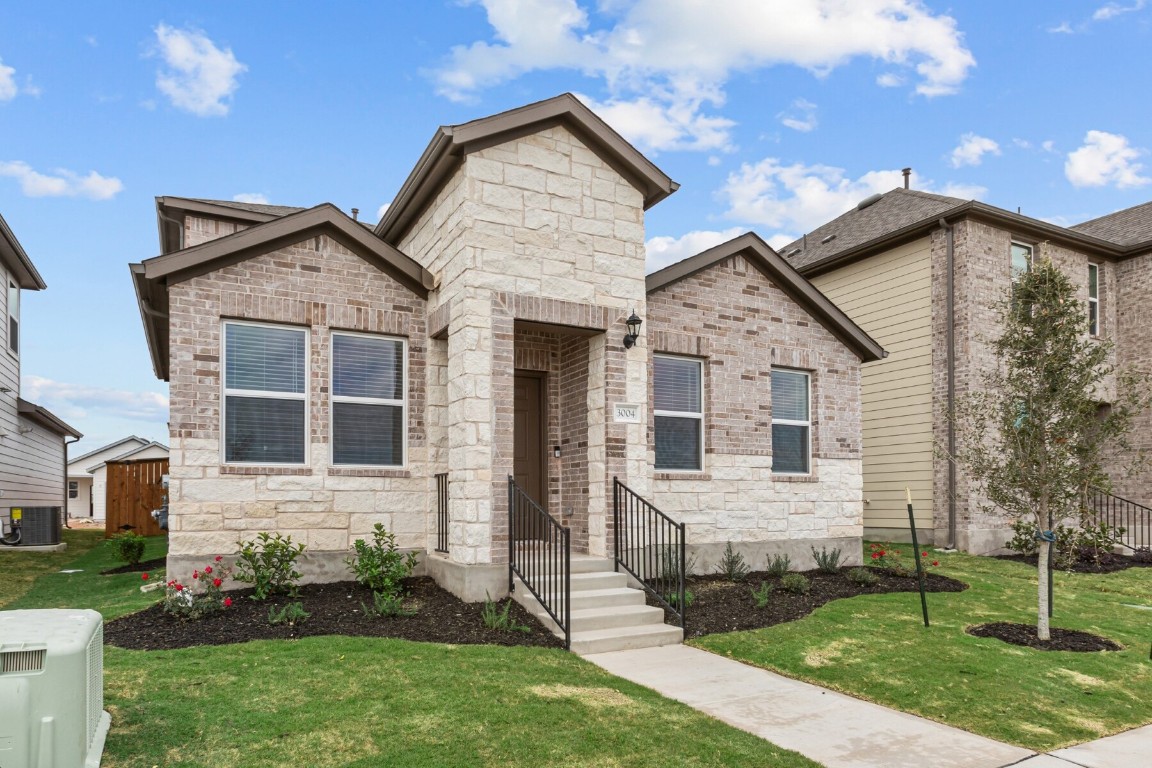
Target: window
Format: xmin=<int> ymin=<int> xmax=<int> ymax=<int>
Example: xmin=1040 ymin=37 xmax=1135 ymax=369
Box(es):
xmin=1088 ymin=263 xmax=1100 ymax=336
xmin=1010 ymin=242 xmax=1033 ymax=282
xmin=330 ymin=332 xmax=405 ymax=466
xmin=222 ymin=321 xmax=307 ymax=464
xmin=68 ymin=481 xmax=78 ymax=499
xmin=654 ymin=355 xmax=703 ymax=471
xmin=7 ymin=282 xmax=18 ymax=355
xmin=771 ymin=368 xmax=810 ymax=474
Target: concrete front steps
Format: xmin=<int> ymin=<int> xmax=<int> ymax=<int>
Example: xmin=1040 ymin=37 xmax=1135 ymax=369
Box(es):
xmin=511 ymin=554 xmax=683 ymax=655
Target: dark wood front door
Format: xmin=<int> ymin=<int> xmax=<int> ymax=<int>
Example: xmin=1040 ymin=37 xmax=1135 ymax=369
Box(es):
xmin=513 ymin=371 xmax=546 ymax=539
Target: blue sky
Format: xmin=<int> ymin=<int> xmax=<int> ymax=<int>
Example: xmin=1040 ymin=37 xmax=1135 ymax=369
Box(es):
xmin=2 ymin=0 xmax=1151 ymax=453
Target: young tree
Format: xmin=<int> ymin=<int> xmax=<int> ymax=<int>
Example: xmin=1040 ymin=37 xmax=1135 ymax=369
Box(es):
xmin=953 ymin=256 xmax=1146 ymax=640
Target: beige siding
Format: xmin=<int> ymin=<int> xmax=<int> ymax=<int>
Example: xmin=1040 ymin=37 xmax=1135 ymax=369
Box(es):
xmin=811 ymin=237 xmax=934 ymax=534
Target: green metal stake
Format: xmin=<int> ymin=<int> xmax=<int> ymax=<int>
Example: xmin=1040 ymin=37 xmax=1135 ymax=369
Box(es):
xmin=906 ymin=487 xmax=930 ymax=627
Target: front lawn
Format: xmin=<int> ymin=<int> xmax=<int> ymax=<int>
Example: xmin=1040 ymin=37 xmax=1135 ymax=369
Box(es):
xmin=694 ymin=547 xmax=1152 ymax=751
xmin=7 ymin=534 xmax=821 ymax=768
xmin=0 ymin=528 xmax=111 ymax=608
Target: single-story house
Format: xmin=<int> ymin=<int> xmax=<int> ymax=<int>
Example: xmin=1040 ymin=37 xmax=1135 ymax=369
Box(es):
xmin=66 ymin=436 xmax=169 ymax=521
xmin=131 ymin=94 xmax=882 ymax=648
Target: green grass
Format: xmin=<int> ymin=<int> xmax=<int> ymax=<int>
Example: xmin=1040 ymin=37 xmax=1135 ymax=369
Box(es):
xmin=7 ymin=535 xmax=821 ymax=768
xmin=0 ymin=528 xmax=117 ymax=608
xmin=695 ymin=547 xmax=1152 ymax=751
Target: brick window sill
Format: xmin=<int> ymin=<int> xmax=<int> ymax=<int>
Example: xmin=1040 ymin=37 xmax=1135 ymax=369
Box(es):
xmin=654 ymin=472 xmax=712 ymax=481
xmin=328 ymin=468 xmax=411 ymax=478
xmin=221 ymin=466 xmax=313 ymax=476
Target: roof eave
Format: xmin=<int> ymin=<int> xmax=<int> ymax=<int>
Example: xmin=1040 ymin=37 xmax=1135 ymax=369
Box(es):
xmin=0 ymin=213 xmax=48 ymax=290
xmin=17 ymin=398 xmax=82 ymax=438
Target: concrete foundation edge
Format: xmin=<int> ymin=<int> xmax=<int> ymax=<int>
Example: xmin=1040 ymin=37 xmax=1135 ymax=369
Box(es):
xmin=422 ymin=554 xmax=508 ymax=602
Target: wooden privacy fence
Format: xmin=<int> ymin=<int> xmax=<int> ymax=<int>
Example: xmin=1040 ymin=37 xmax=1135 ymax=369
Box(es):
xmin=104 ymin=457 xmax=169 ymax=538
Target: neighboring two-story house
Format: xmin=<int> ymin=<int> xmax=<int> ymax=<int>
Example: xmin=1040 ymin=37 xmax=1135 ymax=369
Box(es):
xmin=780 ymin=185 xmax=1152 ymax=553
xmin=131 ymin=94 xmax=883 ymax=628
xmin=0 ymin=213 xmax=82 ymax=537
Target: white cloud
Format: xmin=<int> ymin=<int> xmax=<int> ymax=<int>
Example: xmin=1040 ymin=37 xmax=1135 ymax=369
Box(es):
xmin=232 ymin=193 xmax=269 ymax=204
xmin=645 ymin=227 xmax=748 ymax=272
xmin=719 ymin=160 xmax=985 ymax=241
xmin=1047 ymin=21 xmax=1075 ymax=34
xmin=23 ymin=376 xmax=168 ymax=423
xmin=779 ymin=98 xmax=817 ymax=133
xmin=376 ymin=202 xmax=391 ymax=222
xmin=0 ymin=161 xmax=123 ymax=200
xmin=1065 ymin=130 xmax=1150 ymax=188
xmin=0 ymin=58 xmax=17 ymax=101
xmin=435 ymin=0 xmax=974 ymax=151
xmin=1042 ymin=140 xmax=1057 ymax=153
xmin=152 ymin=24 xmax=246 ymax=117
xmin=876 ymin=72 xmax=905 ymax=88
xmin=1093 ymin=1 xmax=1146 ymax=21
xmin=949 ymin=133 xmax=1001 ymax=168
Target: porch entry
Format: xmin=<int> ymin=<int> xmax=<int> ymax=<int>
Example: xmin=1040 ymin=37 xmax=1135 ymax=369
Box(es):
xmin=513 ymin=370 xmax=546 ymax=540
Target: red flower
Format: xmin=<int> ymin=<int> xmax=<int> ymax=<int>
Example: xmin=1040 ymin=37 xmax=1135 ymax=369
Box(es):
xmin=204 ymin=566 xmax=213 ymax=575
xmin=878 ymin=550 xmax=886 ymax=556
xmin=142 ymin=573 xmax=149 ymax=580
xmin=175 ymin=584 xmax=184 ymax=592
xmin=224 ymin=597 xmax=232 ymax=607
xmin=193 ymin=570 xmax=199 ymax=580
xmin=871 ymin=552 xmax=880 ymax=559
xmin=215 ymin=555 xmax=223 ymax=562
xmin=213 ymin=578 xmax=222 ymax=587
xmin=921 ymin=552 xmax=928 ymax=557
xmin=932 ymin=560 xmax=940 ymax=567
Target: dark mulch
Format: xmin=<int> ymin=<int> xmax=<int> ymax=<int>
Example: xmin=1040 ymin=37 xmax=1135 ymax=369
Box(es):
xmin=104 ymin=577 xmax=564 ymax=651
xmin=967 ymin=622 xmax=1122 ymax=652
xmin=995 ymin=550 xmax=1152 ymax=574
xmin=652 ymin=568 xmax=968 ymax=639
xmin=100 ymin=557 xmax=166 ymax=576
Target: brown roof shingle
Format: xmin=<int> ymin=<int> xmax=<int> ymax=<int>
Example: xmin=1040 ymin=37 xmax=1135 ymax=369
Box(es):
xmin=1071 ymin=201 xmax=1152 ymax=246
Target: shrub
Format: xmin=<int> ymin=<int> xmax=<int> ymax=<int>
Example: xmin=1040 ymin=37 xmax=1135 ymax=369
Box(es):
xmin=361 ymin=590 xmax=416 ymax=618
xmin=716 ymin=542 xmax=750 ymax=582
xmin=161 ymin=556 xmax=233 ymax=620
xmin=779 ymin=573 xmax=810 ymax=595
xmin=234 ymin=532 xmax=306 ymax=600
xmin=867 ymin=543 xmax=939 ymax=577
xmin=481 ymin=594 xmax=530 ymax=632
xmin=268 ymin=602 xmax=309 ymax=626
xmin=659 ymin=545 xmax=698 ymax=580
xmin=846 ymin=567 xmax=879 ymax=586
xmin=811 ymin=546 xmax=842 ymax=574
xmin=750 ymin=580 xmax=774 ymax=608
xmin=347 ymin=523 xmax=418 ymax=599
xmin=110 ymin=531 xmax=146 ymax=566
xmin=664 ymin=589 xmax=695 ymax=609
xmin=1005 ymin=520 xmax=1123 ymax=569
xmin=765 ymin=553 xmax=792 ymax=578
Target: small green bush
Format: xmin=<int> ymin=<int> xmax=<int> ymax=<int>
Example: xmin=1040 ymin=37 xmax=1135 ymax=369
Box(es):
xmin=361 ymin=590 xmax=416 ymax=618
xmin=665 ymin=589 xmax=695 ymax=608
xmin=811 ymin=546 xmax=842 ymax=574
xmin=779 ymin=573 xmax=810 ymax=595
xmin=659 ymin=545 xmax=698 ymax=579
xmin=716 ymin=542 xmax=750 ymax=582
xmin=110 ymin=531 xmax=147 ymax=566
xmin=268 ymin=601 xmax=310 ymax=626
xmin=846 ymin=567 xmax=879 ymax=586
xmin=481 ymin=593 xmax=530 ymax=632
xmin=347 ymin=523 xmax=418 ymax=599
xmin=750 ymin=580 xmax=774 ymax=608
xmin=234 ymin=532 xmax=306 ymax=600
xmin=765 ymin=553 xmax=791 ymax=577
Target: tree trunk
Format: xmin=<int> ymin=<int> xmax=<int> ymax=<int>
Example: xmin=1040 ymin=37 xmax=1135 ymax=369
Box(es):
xmin=1037 ymin=538 xmax=1051 ymax=641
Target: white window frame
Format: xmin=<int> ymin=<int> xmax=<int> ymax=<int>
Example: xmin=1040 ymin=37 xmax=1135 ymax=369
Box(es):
xmin=1088 ymin=263 xmax=1100 ymax=337
xmin=771 ymin=367 xmax=812 ymax=476
xmin=329 ymin=330 xmax=407 ymax=468
xmin=1010 ymin=241 xmax=1033 ymax=283
xmin=221 ymin=319 xmax=310 ymax=467
xmin=7 ymin=281 xmax=18 ymax=357
xmin=653 ymin=353 xmax=705 ymax=472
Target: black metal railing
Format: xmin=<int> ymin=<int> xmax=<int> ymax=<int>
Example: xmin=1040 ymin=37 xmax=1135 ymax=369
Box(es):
xmin=1087 ymin=487 xmax=1151 ymax=551
xmin=508 ymin=476 xmax=571 ymax=649
xmin=613 ymin=477 xmax=686 ymax=628
xmin=434 ymin=473 xmax=449 ymax=554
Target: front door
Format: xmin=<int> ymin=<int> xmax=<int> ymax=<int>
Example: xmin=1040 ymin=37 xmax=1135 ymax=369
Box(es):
xmin=513 ymin=371 xmax=546 ymax=539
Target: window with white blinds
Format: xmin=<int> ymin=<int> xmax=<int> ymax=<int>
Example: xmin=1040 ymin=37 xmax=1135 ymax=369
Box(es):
xmin=771 ymin=368 xmax=810 ymax=474
xmin=331 ymin=332 xmax=405 ymax=466
xmin=223 ymin=322 xmax=307 ymax=464
xmin=654 ymin=354 xmax=703 ymax=471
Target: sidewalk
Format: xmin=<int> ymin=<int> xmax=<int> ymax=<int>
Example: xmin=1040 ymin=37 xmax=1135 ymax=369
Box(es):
xmin=584 ymin=645 xmax=1148 ymax=768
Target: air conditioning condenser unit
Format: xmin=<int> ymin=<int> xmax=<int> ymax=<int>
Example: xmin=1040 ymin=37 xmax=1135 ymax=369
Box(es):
xmin=0 ymin=609 xmax=111 ymax=768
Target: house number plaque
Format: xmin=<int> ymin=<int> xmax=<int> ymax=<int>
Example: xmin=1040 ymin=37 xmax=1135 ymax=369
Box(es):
xmin=613 ymin=403 xmax=640 ymax=423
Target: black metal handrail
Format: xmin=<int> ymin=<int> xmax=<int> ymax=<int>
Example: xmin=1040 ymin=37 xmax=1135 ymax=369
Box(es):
xmin=1087 ymin=487 xmax=1150 ymax=551
xmin=613 ymin=477 xmax=686 ymax=627
xmin=508 ymin=476 xmax=571 ymax=649
xmin=434 ymin=472 xmax=449 ymax=554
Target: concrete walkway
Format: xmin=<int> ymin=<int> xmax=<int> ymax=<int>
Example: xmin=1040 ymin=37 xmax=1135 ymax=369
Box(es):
xmin=584 ymin=645 xmax=1148 ymax=768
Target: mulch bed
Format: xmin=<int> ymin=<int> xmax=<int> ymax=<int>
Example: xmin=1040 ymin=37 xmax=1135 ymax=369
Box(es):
xmin=104 ymin=577 xmax=564 ymax=651
xmin=994 ymin=550 xmax=1152 ymax=574
xmin=100 ymin=557 xmax=166 ymax=576
xmin=656 ymin=568 xmax=968 ymax=639
xmin=967 ymin=622 xmax=1122 ymax=652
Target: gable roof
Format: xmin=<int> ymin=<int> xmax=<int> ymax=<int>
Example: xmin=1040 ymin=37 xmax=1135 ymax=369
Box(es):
xmin=155 ymin=196 xmax=308 ymax=254
xmin=68 ymin=435 xmax=151 ymax=469
xmin=17 ymin=398 xmax=81 ymax=438
xmin=375 ymin=93 xmax=678 ymax=244
xmin=133 ymin=203 xmax=435 ymax=381
xmin=0 ymin=212 xmax=48 ymax=290
xmin=1071 ymin=200 xmax=1152 ymax=246
xmin=85 ymin=440 xmax=169 ymax=473
xmin=647 ymin=232 xmax=886 ymax=363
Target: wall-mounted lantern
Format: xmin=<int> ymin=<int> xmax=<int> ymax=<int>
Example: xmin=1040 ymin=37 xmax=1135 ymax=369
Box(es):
xmin=623 ymin=310 xmax=642 ymax=349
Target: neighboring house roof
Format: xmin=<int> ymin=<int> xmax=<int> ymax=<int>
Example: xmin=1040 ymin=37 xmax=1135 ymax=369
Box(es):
xmin=647 ymin=232 xmax=886 ymax=363
xmin=85 ymin=440 xmax=169 ymax=473
xmin=68 ymin=435 xmax=151 ymax=469
xmin=1071 ymin=200 xmax=1152 ymax=246
xmin=375 ymin=92 xmax=679 ymax=245
xmin=782 ymin=187 xmax=1134 ymax=277
xmin=132 ymin=203 xmax=434 ymax=381
xmin=0 ymin=212 xmax=48 ymax=290
xmin=17 ymin=398 xmax=82 ymax=438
